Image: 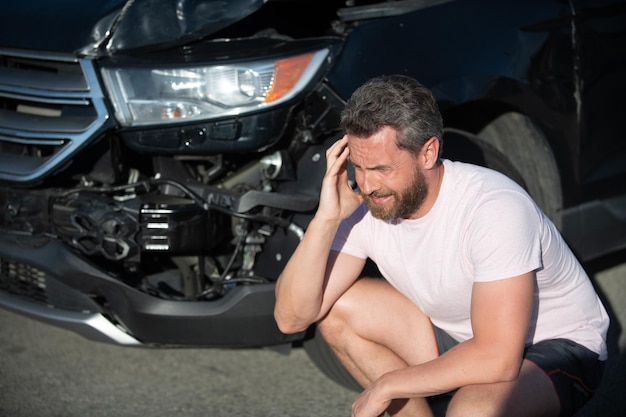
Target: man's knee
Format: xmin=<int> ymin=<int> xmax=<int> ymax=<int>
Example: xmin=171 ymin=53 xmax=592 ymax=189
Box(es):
xmin=316 ymin=309 xmax=345 ymax=349
xmin=317 ymin=279 xmax=365 ymax=343
xmin=445 ymin=387 xmax=501 ymax=417
xmin=317 ymin=277 xmax=382 ymax=347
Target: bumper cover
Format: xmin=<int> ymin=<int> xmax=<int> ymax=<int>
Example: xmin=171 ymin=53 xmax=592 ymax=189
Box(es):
xmin=0 ymin=234 xmax=302 ymax=347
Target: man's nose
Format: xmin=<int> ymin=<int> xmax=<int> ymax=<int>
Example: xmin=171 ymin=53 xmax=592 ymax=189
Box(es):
xmin=356 ymin=170 xmax=376 ymax=195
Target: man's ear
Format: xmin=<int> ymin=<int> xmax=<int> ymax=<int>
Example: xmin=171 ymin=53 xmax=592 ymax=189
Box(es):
xmin=422 ymin=136 xmax=440 ymax=168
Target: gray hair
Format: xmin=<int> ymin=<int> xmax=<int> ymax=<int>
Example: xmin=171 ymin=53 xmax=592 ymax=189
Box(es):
xmin=340 ymin=75 xmax=443 ymax=156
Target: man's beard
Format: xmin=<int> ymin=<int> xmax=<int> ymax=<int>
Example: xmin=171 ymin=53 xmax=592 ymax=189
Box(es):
xmin=360 ymin=169 xmax=428 ymax=221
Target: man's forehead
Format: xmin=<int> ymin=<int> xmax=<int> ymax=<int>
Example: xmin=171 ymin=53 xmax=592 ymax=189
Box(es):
xmin=348 ymin=137 xmax=410 ymax=169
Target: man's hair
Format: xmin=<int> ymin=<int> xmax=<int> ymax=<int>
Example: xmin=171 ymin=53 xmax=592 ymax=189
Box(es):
xmin=340 ymin=75 xmax=443 ymax=156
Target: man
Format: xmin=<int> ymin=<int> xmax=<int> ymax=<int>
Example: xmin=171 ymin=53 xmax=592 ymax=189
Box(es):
xmin=274 ymin=75 xmax=608 ymax=417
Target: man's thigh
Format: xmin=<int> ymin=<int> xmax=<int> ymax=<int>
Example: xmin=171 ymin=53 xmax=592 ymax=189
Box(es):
xmin=447 ymin=359 xmax=560 ymax=417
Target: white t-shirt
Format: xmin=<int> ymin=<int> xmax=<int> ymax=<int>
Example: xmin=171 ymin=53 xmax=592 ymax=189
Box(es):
xmin=332 ymin=159 xmax=609 ymax=360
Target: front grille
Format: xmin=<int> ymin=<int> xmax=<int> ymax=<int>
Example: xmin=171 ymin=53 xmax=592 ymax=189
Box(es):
xmin=0 ymin=49 xmax=110 ymax=183
xmin=0 ymin=257 xmax=48 ymax=305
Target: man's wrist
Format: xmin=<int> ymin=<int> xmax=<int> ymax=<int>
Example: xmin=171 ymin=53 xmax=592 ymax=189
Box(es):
xmin=377 ymin=370 xmax=406 ymax=403
xmin=310 ymin=213 xmax=343 ymax=230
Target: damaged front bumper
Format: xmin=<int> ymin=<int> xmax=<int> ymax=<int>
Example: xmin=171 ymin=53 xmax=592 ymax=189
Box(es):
xmin=0 ymin=234 xmax=302 ymax=348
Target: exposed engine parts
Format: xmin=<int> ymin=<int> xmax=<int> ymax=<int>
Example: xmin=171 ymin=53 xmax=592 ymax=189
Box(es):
xmin=0 ymin=159 xmax=311 ymax=303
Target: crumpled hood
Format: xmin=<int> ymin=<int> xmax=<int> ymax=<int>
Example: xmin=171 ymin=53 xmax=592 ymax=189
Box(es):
xmin=0 ymin=0 xmax=265 ymax=55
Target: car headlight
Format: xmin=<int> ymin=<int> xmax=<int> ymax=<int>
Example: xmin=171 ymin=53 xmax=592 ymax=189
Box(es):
xmin=101 ymin=48 xmax=330 ymax=127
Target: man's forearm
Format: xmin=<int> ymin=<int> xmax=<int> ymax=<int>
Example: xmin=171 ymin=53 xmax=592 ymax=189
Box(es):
xmin=274 ymin=215 xmax=342 ymax=333
xmin=374 ymin=338 xmax=525 ymax=402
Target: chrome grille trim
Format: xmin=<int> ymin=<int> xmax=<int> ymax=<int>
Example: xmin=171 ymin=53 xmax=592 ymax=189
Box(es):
xmin=0 ymin=91 xmax=91 ymax=105
xmin=0 ymin=49 xmax=111 ymax=183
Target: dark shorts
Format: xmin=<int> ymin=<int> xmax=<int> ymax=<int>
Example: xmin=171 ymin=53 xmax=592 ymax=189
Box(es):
xmin=432 ymin=326 xmax=605 ymax=417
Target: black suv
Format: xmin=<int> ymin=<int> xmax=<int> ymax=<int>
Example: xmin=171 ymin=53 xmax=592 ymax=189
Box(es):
xmin=1 ymin=0 xmax=625 ymax=387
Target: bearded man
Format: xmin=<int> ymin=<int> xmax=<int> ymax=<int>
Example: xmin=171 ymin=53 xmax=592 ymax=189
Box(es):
xmin=274 ymin=75 xmax=608 ymax=417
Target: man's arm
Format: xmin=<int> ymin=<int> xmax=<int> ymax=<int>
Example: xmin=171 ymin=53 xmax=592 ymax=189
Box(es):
xmin=274 ymin=238 xmax=366 ymax=334
xmin=273 ymin=217 xmax=339 ymax=334
xmin=352 ymin=271 xmax=535 ymax=417
xmin=274 ymin=136 xmax=365 ymax=334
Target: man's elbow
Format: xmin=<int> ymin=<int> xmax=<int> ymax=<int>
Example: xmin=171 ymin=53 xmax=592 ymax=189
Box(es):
xmin=274 ymin=309 xmax=310 ymax=334
xmin=499 ymin=363 xmax=522 ymax=383
xmin=490 ymin=356 xmax=524 ymax=383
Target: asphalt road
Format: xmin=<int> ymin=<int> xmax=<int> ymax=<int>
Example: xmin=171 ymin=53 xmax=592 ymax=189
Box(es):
xmin=1 ymin=257 xmax=625 ymax=417
xmin=0 ymin=309 xmax=357 ymax=417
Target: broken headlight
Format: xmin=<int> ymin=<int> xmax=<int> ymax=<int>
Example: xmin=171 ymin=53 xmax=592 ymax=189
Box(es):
xmin=100 ymin=49 xmax=330 ymax=127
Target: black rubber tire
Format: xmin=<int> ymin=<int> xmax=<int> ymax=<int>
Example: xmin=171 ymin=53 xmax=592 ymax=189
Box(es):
xmin=442 ymin=128 xmax=527 ymax=190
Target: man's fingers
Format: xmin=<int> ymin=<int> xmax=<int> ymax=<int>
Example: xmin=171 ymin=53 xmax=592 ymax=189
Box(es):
xmin=326 ymin=141 xmax=349 ymax=175
xmin=326 ymin=136 xmax=349 ymax=160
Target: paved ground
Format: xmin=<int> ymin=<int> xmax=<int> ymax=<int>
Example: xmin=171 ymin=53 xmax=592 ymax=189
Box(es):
xmin=0 ymin=309 xmax=357 ymax=417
